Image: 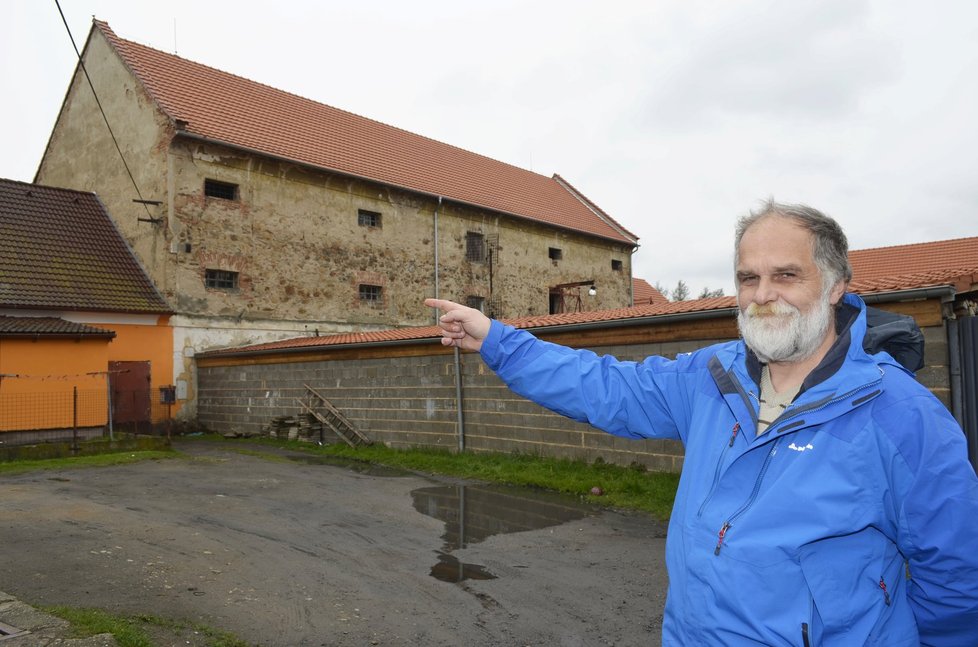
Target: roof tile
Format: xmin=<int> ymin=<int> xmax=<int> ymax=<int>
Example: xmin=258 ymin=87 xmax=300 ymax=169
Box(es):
xmin=0 ymin=315 xmax=116 ymax=337
xmin=92 ymin=21 xmax=636 ymax=245
xmin=0 ymin=178 xmax=172 ymax=314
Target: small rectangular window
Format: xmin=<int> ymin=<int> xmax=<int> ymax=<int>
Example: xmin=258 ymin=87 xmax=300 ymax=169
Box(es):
xmin=612 ymin=259 xmax=623 ymax=271
xmin=549 ymin=247 xmax=563 ymax=261
xmin=358 ymin=209 xmax=382 ymax=228
xmin=205 ymin=269 xmax=238 ymax=289
xmin=466 ymin=296 xmax=485 ymax=312
xmin=466 ymin=232 xmax=485 ymax=263
xmin=359 ymin=284 xmax=383 ymax=303
xmin=204 ymin=179 xmax=238 ymax=200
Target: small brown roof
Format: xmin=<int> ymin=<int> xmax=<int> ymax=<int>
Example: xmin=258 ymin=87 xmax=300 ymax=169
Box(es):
xmin=0 ymin=315 xmax=116 ymax=338
xmin=0 ymin=178 xmax=171 ymax=314
xmin=90 ymin=21 xmax=637 ymax=246
xmin=632 ymin=278 xmax=669 ymax=305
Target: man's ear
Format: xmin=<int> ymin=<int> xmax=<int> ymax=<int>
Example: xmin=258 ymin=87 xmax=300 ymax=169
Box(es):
xmin=829 ymin=280 xmax=847 ymax=305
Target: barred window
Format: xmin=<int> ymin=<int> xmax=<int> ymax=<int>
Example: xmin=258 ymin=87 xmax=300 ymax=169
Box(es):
xmin=205 ymin=269 xmax=238 ymax=289
xmin=612 ymin=259 xmax=623 ymax=271
xmin=204 ymin=179 xmax=238 ymax=200
xmin=358 ymin=209 xmax=382 ymax=228
xmin=359 ymin=284 xmax=383 ymax=303
xmin=466 ymin=232 xmax=485 ymax=263
xmin=466 ymin=296 xmax=486 ymax=312
xmin=548 ymin=247 xmax=563 ymax=262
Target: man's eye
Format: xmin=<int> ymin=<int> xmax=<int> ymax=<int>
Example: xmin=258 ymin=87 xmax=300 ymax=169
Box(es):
xmin=739 ymin=275 xmax=758 ymax=286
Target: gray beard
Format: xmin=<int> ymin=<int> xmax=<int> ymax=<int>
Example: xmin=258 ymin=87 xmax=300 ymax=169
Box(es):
xmin=738 ymin=294 xmax=833 ymax=364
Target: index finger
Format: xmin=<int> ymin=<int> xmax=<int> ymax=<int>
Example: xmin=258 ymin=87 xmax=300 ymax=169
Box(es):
xmin=424 ymin=298 xmax=461 ymax=313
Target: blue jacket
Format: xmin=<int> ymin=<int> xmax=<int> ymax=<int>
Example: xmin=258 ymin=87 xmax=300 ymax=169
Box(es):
xmin=480 ymin=293 xmax=978 ymax=646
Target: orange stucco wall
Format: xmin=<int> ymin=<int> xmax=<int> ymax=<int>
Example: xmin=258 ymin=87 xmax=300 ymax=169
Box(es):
xmin=0 ymin=315 xmax=175 ymax=432
xmin=0 ymin=337 xmax=110 ymax=430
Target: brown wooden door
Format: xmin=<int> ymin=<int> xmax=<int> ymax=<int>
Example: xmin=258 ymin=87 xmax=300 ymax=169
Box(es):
xmin=109 ymin=361 xmax=151 ymax=432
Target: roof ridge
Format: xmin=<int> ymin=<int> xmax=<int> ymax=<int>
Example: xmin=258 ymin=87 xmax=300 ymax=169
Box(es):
xmin=0 ymin=177 xmax=96 ymax=198
xmin=94 ymin=20 xmax=561 ymax=185
xmin=87 ymin=20 xmax=633 ymax=244
xmin=850 ymin=235 xmax=978 ymax=254
xmin=552 ymin=173 xmax=638 ymax=243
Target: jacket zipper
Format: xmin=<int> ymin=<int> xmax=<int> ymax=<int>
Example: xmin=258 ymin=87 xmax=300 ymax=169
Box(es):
xmin=802 ymin=622 xmax=811 ymax=647
xmin=713 ymin=437 xmax=782 ymax=556
xmin=696 ymin=422 xmax=741 ymax=518
xmin=706 ymin=369 xmax=883 ymax=557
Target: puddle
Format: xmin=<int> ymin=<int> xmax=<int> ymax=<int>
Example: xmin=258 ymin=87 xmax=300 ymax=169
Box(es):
xmin=411 ymin=484 xmax=595 ymax=583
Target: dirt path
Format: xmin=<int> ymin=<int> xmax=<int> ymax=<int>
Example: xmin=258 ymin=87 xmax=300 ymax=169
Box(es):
xmin=0 ymin=441 xmax=668 ymax=646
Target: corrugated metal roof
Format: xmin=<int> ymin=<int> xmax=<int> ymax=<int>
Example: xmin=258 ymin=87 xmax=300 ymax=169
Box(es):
xmin=91 ymin=20 xmax=637 ymax=246
xmin=0 ymin=178 xmax=172 ymax=314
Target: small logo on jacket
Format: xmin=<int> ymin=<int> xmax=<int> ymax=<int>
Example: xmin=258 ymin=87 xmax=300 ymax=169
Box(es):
xmin=788 ymin=442 xmax=814 ymax=452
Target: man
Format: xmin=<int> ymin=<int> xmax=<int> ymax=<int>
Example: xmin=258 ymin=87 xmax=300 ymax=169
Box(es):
xmin=425 ymin=201 xmax=978 ymax=646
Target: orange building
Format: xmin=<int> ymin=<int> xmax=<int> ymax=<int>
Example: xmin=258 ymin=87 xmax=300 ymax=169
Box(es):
xmin=0 ymin=179 xmax=173 ymax=443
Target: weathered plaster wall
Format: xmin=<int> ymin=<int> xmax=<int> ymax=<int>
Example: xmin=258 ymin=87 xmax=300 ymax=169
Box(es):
xmin=34 ymin=28 xmax=635 ymax=419
xmin=35 ymin=28 xmax=172 ymax=285
xmin=166 ymin=139 xmax=633 ymax=326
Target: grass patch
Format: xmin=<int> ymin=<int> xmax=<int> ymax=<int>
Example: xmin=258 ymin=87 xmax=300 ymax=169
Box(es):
xmin=238 ymin=437 xmax=679 ymax=520
xmin=43 ymin=606 xmax=248 ymax=647
xmin=0 ymin=450 xmax=174 ymax=476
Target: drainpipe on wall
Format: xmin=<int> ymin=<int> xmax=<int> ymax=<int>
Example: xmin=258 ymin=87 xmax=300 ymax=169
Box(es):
xmin=455 ymin=346 xmax=465 ymax=452
xmin=948 ymin=317 xmax=964 ymax=428
xmin=433 ymin=196 xmax=442 ymax=318
xmin=430 ymin=195 xmax=466 ymax=451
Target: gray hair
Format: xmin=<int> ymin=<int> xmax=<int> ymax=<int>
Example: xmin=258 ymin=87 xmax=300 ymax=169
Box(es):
xmin=735 ymin=199 xmax=852 ymax=287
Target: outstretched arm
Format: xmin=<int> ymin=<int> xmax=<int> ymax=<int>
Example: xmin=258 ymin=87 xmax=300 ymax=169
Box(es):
xmin=424 ymin=298 xmax=491 ymax=352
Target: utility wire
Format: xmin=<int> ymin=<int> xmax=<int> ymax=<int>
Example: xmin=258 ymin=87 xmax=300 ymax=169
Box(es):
xmin=54 ymin=1 xmax=154 ymax=221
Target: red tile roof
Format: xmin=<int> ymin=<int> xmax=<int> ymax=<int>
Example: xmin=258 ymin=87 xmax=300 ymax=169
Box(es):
xmin=201 ymin=236 xmax=978 ymax=357
xmin=0 ymin=315 xmax=116 ymax=338
xmin=632 ymin=278 xmax=669 ymax=305
xmin=0 ymin=178 xmax=171 ymax=314
xmin=91 ymin=21 xmax=637 ymax=246
xmin=850 ymin=237 xmax=978 ymax=282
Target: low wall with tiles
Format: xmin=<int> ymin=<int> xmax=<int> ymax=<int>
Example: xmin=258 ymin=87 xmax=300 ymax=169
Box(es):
xmin=196 ymin=302 xmax=953 ymax=473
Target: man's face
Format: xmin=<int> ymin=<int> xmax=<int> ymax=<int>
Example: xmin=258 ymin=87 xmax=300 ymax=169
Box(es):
xmin=735 ymin=217 xmax=845 ymax=363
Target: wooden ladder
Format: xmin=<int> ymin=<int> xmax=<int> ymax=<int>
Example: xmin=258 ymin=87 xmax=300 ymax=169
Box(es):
xmin=297 ymin=384 xmax=371 ymax=447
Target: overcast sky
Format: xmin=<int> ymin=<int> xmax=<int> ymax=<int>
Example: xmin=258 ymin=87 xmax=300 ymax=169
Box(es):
xmin=3 ymin=0 xmax=977 ymax=297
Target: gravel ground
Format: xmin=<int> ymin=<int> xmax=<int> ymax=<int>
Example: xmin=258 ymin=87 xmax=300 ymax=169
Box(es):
xmin=0 ymin=440 xmax=669 ymax=646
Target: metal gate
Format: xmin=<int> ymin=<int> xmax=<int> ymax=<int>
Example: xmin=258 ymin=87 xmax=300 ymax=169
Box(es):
xmin=109 ymin=360 xmax=152 ymax=434
xmin=956 ymin=316 xmax=978 ymax=471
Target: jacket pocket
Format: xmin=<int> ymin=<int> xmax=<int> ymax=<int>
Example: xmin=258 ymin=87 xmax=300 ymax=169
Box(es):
xmin=797 ymin=530 xmax=882 ymax=644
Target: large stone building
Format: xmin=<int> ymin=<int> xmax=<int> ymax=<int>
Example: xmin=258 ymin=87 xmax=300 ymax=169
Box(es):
xmin=36 ymin=20 xmax=638 ymax=416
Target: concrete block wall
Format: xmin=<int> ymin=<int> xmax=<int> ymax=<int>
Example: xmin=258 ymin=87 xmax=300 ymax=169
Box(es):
xmin=197 ymin=338 xmax=727 ymax=472
xmin=197 ymin=322 xmax=952 ymax=474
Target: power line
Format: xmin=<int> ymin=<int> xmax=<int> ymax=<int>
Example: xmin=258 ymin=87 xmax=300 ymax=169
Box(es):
xmin=53 ymin=1 xmax=154 ymax=221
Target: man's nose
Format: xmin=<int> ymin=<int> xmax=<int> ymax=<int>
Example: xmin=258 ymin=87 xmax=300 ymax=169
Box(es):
xmin=752 ymin=276 xmax=778 ymax=304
